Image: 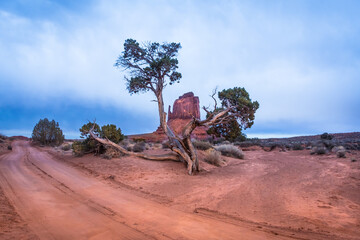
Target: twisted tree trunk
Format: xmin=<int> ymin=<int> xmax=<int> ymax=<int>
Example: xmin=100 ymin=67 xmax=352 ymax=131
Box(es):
xmin=90 ymin=90 xmax=233 ymax=175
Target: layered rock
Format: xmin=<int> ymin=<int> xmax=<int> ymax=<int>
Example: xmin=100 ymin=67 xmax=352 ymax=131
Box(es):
xmin=168 ymin=92 xmax=200 ymax=120
xmin=153 ymin=92 xmax=208 ymax=140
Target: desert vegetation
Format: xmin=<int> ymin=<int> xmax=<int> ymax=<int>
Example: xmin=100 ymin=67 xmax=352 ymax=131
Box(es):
xmin=87 ymin=39 xmax=259 ymax=175
xmin=72 ymin=122 xmax=124 ymax=156
xmin=31 ymin=118 xmax=64 ymax=146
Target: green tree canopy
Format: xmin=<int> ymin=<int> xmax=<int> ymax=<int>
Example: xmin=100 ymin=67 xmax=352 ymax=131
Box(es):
xmin=114 ymin=39 xmax=182 ymax=95
xmin=32 ymin=118 xmax=64 ymax=146
xmin=101 ymin=124 xmax=124 ymax=143
xmin=80 ymin=122 xmax=101 ymax=139
xmin=207 ymin=87 xmax=259 ymax=141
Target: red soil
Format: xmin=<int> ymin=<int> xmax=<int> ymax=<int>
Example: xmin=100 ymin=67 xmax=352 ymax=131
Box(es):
xmin=1 ymin=140 xmax=359 ymax=239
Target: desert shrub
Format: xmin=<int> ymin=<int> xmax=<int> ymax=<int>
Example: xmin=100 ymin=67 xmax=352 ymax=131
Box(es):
xmin=120 ymin=139 xmax=132 ymax=147
xmin=322 ymin=140 xmax=335 ymax=150
xmin=32 ymin=118 xmax=64 ymax=146
xmin=192 ymin=140 xmax=213 ymax=150
xmin=7 ymin=145 xmax=12 ymax=150
xmin=331 ymin=146 xmax=345 ymax=153
xmin=132 ymin=142 xmax=146 ymax=152
xmin=133 ymin=138 xmax=146 ymax=143
xmin=61 ymin=143 xmax=71 ymax=151
xmin=336 ymin=150 xmax=346 ymax=158
xmin=103 ymin=147 xmax=121 ymax=159
xmin=204 ymin=149 xmax=222 ymax=166
xmin=101 ymin=124 xmax=124 ymax=143
xmin=261 ymin=142 xmax=280 ymax=151
xmin=77 ymin=122 xmax=122 ymax=155
xmin=72 ymin=141 xmax=86 ymax=156
xmin=292 ymin=143 xmax=304 ymax=150
xmin=215 ymin=144 xmax=244 ymax=159
xmin=344 ymin=143 xmax=357 ymax=150
xmin=310 ymin=146 xmax=327 ymax=155
xmin=321 ymin=132 xmax=333 ymax=140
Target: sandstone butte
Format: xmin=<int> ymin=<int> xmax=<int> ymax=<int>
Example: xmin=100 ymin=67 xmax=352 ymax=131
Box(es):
xmin=130 ymin=92 xmax=209 ymax=142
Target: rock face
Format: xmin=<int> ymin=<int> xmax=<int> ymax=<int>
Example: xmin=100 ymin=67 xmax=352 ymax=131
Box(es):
xmin=168 ymin=92 xmax=200 ymax=121
xmin=153 ymin=92 xmax=208 ymax=140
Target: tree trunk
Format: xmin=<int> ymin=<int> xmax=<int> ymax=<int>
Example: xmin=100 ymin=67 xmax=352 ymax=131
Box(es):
xmin=89 ymin=92 xmax=233 ymax=175
xmin=155 ymin=92 xmax=199 ymax=175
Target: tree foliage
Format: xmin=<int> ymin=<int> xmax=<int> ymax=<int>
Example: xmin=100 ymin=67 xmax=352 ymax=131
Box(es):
xmin=114 ymin=39 xmax=182 ymax=95
xmin=32 ymin=118 xmax=64 ymax=146
xmin=73 ymin=122 xmax=124 ymax=156
xmin=86 ymin=39 xmax=260 ymax=175
xmin=207 ymin=87 xmax=259 ymax=142
xmin=101 ymin=124 xmax=124 ymax=143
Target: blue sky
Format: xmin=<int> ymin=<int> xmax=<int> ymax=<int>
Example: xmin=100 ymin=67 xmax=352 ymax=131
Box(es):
xmin=0 ymin=0 xmax=359 ymax=139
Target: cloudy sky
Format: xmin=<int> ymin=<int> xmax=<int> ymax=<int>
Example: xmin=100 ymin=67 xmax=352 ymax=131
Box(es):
xmin=0 ymin=0 xmax=359 ymax=139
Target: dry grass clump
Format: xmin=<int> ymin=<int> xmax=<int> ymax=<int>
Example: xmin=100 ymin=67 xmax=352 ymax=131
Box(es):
xmin=61 ymin=143 xmax=71 ymax=151
xmin=204 ymin=149 xmax=222 ymax=166
xmin=332 ymin=146 xmax=346 ymax=158
xmin=215 ymin=144 xmax=244 ymax=159
xmin=337 ymin=150 xmax=346 ymax=158
xmin=192 ymin=140 xmax=213 ymax=150
xmin=310 ymin=146 xmax=327 ymax=155
xmin=132 ymin=142 xmax=146 ymax=152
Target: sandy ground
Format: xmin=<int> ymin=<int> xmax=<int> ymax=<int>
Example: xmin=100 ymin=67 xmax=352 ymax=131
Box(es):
xmin=0 ymin=140 xmax=359 ymax=239
xmin=0 ymin=140 xmax=38 ymax=240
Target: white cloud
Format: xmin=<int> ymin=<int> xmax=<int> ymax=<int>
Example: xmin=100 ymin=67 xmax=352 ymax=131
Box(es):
xmin=1 ymin=0 xmax=359 ymax=135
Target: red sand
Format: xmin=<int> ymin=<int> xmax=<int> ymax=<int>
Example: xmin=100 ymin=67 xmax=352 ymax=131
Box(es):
xmin=1 ymin=140 xmax=359 ymax=239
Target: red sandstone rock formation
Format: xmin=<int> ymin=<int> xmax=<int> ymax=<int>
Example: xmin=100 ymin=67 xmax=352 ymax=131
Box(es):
xmin=153 ymin=92 xmax=208 ymax=140
xmin=168 ymin=92 xmax=200 ymax=120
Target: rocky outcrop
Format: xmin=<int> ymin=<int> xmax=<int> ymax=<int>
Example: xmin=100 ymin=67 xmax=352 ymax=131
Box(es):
xmin=168 ymin=92 xmax=200 ymax=120
xmin=152 ymin=92 xmax=208 ymax=140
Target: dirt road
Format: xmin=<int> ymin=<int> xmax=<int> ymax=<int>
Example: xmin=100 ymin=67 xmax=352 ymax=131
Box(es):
xmin=0 ymin=141 xmax=295 ymax=240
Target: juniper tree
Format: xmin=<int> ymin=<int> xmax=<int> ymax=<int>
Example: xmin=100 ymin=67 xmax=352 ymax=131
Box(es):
xmin=89 ymin=39 xmax=259 ymax=175
xmin=32 ymin=118 xmax=64 ymax=146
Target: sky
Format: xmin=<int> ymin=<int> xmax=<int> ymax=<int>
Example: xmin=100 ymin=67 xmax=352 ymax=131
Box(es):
xmin=0 ymin=0 xmax=359 ymax=139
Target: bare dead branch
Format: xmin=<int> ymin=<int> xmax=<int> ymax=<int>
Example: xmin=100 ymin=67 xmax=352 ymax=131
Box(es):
xmin=89 ymin=129 xmax=180 ymax=162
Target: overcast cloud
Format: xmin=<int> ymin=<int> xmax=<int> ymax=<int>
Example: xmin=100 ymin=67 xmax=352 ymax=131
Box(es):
xmin=1 ymin=0 xmax=359 ymax=138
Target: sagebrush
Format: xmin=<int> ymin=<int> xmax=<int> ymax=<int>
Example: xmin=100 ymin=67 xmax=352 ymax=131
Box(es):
xmin=215 ymin=144 xmax=244 ymax=159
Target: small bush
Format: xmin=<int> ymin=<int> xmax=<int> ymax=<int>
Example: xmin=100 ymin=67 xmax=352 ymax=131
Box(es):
xmin=336 ymin=150 xmax=346 ymax=158
xmin=103 ymin=147 xmax=121 ymax=159
xmin=310 ymin=146 xmax=327 ymax=155
xmin=192 ymin=140 xmax=213 ymax=150
xmin=133 ymin=138 xmax=146 ymax=143
xmin=321 ymin=132 xmax=333 ymax=140
xmin=72 ymin=141 xmax=86 ymax=156
xmin=215 ymin=144 xmax=244 ymax=159
xmin=204 ymin=149 xmax=222 ymax=166
xmin=7 ymin=145 xmax=12 ymax=150
xmin=292 ymin=143 xmax=304 ymax=150
xmin=332 ymin=146 xmax=345 ymax=153
xmin=61 ymin=143 xmax=71 ymax=151
xmin=132 ymin=142 xmax=146 ymax=152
